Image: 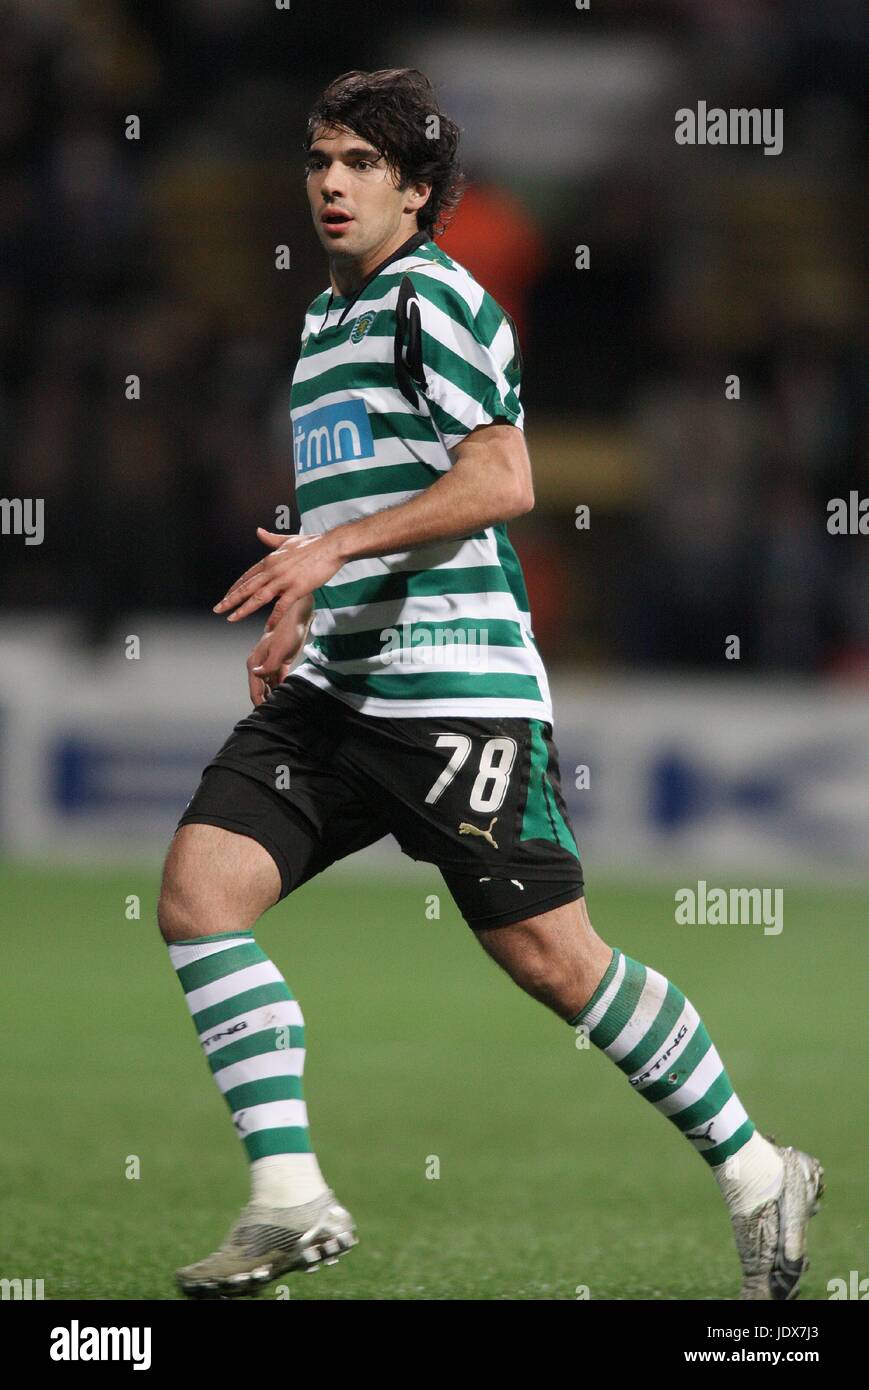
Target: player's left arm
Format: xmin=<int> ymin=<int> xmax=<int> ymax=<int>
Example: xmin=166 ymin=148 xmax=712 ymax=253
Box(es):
xmin=214 ymin=422 xmax=534 ymax=623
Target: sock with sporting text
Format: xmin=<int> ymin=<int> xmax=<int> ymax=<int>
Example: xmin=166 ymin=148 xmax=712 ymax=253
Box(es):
xmin=568 ymin=948 xmax=783 ymax=1217
xmin=168 ymin=931 xmax=329 ymax=1208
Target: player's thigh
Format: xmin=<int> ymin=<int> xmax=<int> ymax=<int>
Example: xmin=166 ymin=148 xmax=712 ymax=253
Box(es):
xmin=158 ymin=822 xmax=282 ymax=941
xmin=160 ymin=723 xmax=390 ymax=942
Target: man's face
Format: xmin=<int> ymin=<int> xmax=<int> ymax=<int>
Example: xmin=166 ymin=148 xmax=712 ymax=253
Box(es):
xmin=305 ymin=125 xmax=426 ymax=261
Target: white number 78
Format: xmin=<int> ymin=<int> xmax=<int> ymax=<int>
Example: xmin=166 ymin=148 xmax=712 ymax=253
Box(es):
xmin=424 ymin=734 xmax=517 ymax=813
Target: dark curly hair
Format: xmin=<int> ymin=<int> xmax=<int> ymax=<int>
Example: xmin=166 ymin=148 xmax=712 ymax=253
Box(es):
xmin=304 ymin=68 xmax=465 ymax=237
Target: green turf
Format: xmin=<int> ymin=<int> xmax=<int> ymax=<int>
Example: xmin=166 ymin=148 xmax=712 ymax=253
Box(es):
xmin=1 ymin=861 xmax=866 ymax=1300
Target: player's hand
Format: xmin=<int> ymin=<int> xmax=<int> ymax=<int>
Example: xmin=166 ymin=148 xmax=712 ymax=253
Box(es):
xmin=246 ymin=600 xmax=313 ymax=706
xmin=215 ymin=528 xmax=342 ymax=625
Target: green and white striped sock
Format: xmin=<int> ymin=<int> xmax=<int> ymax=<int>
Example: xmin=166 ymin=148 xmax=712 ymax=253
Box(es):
xmin=569 ymin=949 xmax=783 ymax=1216
xmin=168 ymin=931 xmax=329 ymax=1208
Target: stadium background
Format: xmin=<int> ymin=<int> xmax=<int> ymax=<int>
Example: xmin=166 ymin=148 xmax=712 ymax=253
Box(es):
xmin=1 ymin=0 xmax=866 ymax=1300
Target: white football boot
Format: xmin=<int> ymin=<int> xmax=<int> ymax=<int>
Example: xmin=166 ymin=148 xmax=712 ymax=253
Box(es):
xmin=176 ymin=1188 xmax=357 ymax=1299
xmin=731 ymin=1140 xmax=824 ymax=1300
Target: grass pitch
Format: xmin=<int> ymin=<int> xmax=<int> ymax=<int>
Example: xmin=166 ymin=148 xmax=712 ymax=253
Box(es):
xmin=2 ymin=862 xmax=865 ymax=1300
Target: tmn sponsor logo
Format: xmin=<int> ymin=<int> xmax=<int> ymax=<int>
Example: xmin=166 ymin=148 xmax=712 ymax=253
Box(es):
xmin=675 ymin=102 xmax=783 ymax=156
xmin=380 ymin=624 xmax=490 ymax=670
xmin=50 ymin=1321 xmax=151 ymax=1370
xmin=674 ymin=881 xmax=783 ymax=935
xmin=0 ymin=1276 xmax=44 ymax=1299
xmin=293 ymin=399 xmax=375 ymax=473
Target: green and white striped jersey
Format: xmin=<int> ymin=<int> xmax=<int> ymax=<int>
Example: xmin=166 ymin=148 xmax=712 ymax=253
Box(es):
xmin=289 ymin=228 xmax=552 ymax=721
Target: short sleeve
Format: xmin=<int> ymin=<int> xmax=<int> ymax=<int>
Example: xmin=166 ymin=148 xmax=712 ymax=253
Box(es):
xmin=408 ymin=274 xmax=524 ymax=452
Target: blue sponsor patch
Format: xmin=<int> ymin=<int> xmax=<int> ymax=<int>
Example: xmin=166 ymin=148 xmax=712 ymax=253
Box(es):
xmin=293 ymin=398 xmax=375 ymax=473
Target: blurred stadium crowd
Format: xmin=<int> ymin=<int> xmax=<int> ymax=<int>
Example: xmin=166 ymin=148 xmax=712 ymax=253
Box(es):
xmin=1 ymin=0 xmax=865 ymax=672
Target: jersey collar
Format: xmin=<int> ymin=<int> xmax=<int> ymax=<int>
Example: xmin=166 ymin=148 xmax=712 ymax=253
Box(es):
xmin=325 ymin=228 xmax=430 ymax=327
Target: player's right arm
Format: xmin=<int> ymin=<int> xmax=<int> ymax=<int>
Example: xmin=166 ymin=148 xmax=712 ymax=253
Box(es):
xmin=246 ymin=593 xmax=314 ymax=706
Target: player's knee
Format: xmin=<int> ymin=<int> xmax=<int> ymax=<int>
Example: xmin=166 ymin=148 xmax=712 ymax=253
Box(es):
xmin=157 ymin=823 xmax=281 ymax=942
xmin=501 ymin=933 xmax=570 ymax=1000
xmin=512 ymin=948 xmax=607 ymax=1017
xmin=156 ymin=829 xmax=229 ymax=942
xmin=490 ymin=910 xmax=612 ymax=1011
xmin=157 ymin=862 xmax=247 ymax=943
xmin=157 ymin=855 xmax=200 ymax=943
xmin=530 ymin=954 xmax=577 ymax=1004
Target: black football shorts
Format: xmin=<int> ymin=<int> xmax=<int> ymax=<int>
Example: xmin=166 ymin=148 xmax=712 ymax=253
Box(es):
xmin=177 ymin=674 xmax=584 ymax=931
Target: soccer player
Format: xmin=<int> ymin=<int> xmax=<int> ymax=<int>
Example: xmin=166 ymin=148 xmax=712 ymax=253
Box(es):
xmin=159 ymin=68 xmax=823 ymax=1299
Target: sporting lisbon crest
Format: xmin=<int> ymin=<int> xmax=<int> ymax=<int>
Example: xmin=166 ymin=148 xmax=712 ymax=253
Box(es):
xmin=350 ymin=311 xmax=376 ymax=343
